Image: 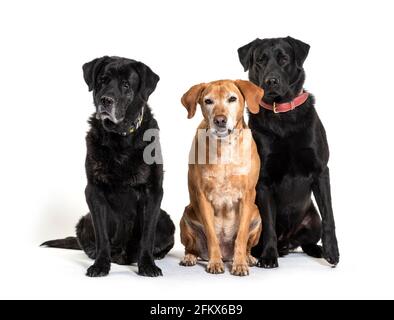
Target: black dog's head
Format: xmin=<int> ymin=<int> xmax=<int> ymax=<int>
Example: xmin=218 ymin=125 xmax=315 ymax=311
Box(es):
xmin=83 ymin=56 xmax=159 ymax=132
xmin=238 ymin=36 xmax=310 ymax=104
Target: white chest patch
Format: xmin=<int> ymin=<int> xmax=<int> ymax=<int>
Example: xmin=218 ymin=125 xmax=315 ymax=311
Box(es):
xmin=211 ymin=181 xmax=242 ymax=209
xmin=203 ymin=166 xmax=243 ymax=209
xmin=201 ymin=133 xmax=252 ymax=209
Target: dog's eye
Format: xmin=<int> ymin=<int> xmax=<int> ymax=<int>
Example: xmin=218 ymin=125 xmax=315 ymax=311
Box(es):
xmin=99 ymin=76 xmax=109 ymax=84
xmin=257 ymin=55 xmax=267 ymax=64
xmin=204 ymin=99 xmax=213 ymax=105
xmin=228 ymin=96 xmax=237 ymax=103
xmin=278 ymin=56 xmax=288 ymax=66
xmin=122 ymin=81 xmax=130 ymax=89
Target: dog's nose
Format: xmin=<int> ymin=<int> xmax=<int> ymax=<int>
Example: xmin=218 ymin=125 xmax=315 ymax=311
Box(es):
xmin=100 ymin=96 xmax=114 ymax=109
xmin=213 ymin=115 xmax=227 ymax=128
xmin=265 ymin=77 xmax=280 ymax=87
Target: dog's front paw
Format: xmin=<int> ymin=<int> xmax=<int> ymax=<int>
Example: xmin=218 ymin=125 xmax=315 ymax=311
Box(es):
xmin=257 ymin=246 xmax=279 ymax=269
xmin=180 ymin=254 xmax=197 ymax=267
xmin=206 ymin=259 xmax=225 ymax=274
xmin=86 ymin=263 xmax=110 ymax=277
xmin=323 ymin=244 xmax=340 ymax=266
xmin=231 ymin=263 xmax=249 ymax=277
xmin=138 ymin=263 xmax=163 ymax=277
xmin=257 ymin=257 xmax=279 ymax=269
xmin=322 ymin=234 xmax=340 ymax=266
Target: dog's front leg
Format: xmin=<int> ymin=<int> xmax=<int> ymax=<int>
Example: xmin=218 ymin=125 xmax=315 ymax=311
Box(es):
xmin=195 ymin=192 xmax=224 ymax=274
xmin=232 ymin=196 xmax=252 ymax=276
xmin=137 ymin=187 xmax=163 ymax=277
xmin=254 ymin=182 xmax=279 ymax=268
xmin=312 ymin=167 xmax=340 ymax=266
xmin=85 ymin=184 xmax=111 ymax=277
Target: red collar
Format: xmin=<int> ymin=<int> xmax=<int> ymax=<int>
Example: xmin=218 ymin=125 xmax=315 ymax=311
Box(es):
xmin=260 ymin=92 xmax=309 ymax=114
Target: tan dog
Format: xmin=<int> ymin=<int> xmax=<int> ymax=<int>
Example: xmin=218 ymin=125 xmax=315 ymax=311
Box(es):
xmin=180 ymin=80 xmax=264 ymax=276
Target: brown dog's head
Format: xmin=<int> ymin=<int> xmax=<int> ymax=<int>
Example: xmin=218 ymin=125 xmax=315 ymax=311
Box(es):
xmin=181 ymin=80 xmax=264 ymax=138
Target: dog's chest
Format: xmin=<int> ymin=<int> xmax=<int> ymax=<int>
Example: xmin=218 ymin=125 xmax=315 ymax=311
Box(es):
xmin=202 ymin=165 xmax=246 ymax=209
xmin=88 ymin=147 xmax=141 ymax=187
xmin=199 ymin=136 xmax=251 ymax=209
xmin=264 ymin=132 xmax=319 ymax=179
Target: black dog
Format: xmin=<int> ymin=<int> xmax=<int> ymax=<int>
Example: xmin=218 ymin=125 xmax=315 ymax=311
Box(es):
xmin=42 ymin=56 xmax=175 ymax=277
xmin=238 ymin=37 xmax=339 ymax=268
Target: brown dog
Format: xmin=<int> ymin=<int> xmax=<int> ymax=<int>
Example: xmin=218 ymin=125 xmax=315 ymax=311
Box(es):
xmin=180 ymin=80 xmax=264 ymax=276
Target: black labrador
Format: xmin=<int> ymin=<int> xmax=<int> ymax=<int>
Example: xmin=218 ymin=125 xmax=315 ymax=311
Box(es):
xmin=237 ymin=37 xmax=339 ymax=268
xmin=42 ymin=56 xmax=175 ymax=277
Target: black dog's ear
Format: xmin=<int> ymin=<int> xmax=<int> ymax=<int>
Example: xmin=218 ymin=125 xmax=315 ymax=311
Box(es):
xmin=82 ymin=56 xmax=110 ymax=91
xmin=238 ymin=38 xmax=260 ymax=72
xmin=133 ymin=62 xmax=160 ymax=101
xmin=286 ymin=36 xmax=310 ymax=68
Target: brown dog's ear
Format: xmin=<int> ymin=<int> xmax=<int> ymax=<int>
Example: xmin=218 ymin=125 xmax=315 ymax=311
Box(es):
xmin=235 ymin=80 xmax=264 ymax=114
xmin=181 ymin=83 xmax=206 ymax=119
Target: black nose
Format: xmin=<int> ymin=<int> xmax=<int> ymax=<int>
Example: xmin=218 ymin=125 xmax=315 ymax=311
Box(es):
xmin=100 ymin=96 xmax=114 ymax=109
xmin=214 ymin=115 xmax=227 ymax=128
xmin=265 ymin=77 xmax=280 ymax=87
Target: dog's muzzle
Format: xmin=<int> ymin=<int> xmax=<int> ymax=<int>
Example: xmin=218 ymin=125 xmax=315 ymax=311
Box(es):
xmin=97 ymin=105 xmax=123 ymax=124
xmin=95 ymin=95 xmax=124 ymax=124
xmin=212 ymin=129 xmax=234 ymax=138
xmin=211 ymin=115 xmax=235 ymax=138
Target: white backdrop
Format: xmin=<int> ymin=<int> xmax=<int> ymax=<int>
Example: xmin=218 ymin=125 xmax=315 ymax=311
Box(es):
xmin=1 ymin=0 xmax=393 ymax=300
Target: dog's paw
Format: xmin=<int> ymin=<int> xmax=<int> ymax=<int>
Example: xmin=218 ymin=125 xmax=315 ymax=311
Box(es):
xmin=323 ymin=245 xmax=340 ymax=267
xmin=301 ymin=244 xmax=323 ymax=258
xmin=322 ymin=234 xmax=340 ymax=267
xmin=206 ymin=260 xmax=225 ymax=274
xmin=231 ymin=263 xmax=250 ymax=277
xmin=257 ymin=246 xmax=279 ymax=269
xmin=248 ymin=255 xmax=258 ymax=267
xmin=278 ymin=247 xmax=290 ymax=257
xmin=86 ymin=263 xmax=110 ymax=277
xmin=138 ymin=263 xmax=163 ymax=277
xmin=256 ymin=257 xmax=279 ymax=269
xmin=180 ymin=254 xmax=197 ymax=267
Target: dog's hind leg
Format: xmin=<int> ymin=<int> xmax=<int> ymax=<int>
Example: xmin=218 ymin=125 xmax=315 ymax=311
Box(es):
xmin=77 ymin=213 xmax=133 ymax=265
xmin=121 ymin=210 xmax=175 ymax=265
xmin=153 ymin=209 xmax=175 ymax=260
xmin=247 ymin=214 xmax=262 ymax=267
xmin=109 ymin=218 xmax=133 ymax=265
xmin=291 ymin=203 xmax=323 ymax=258
xmin=180 ymin=205 xmax=201 ymax=267
xmin=76 ymin=213 xmax=97 ymax=260
xmin=302 ymin=243 xmax=323 ymax=258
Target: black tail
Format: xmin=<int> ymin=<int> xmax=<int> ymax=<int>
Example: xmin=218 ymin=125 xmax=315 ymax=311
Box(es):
xmin=40 ymin=237 xmax=81 ymax=250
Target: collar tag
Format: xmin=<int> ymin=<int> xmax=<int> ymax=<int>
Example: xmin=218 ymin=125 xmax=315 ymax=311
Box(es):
xmin=125 ymin=106 xmax=144 ymax=136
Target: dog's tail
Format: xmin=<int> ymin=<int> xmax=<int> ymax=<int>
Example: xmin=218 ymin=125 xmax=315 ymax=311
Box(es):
xmin=40 ymin=237 xmax=81 ymax=250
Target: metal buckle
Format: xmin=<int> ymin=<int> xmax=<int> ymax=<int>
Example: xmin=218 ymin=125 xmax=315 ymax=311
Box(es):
xmin=273 ymin=102 xmax=279 ymax=114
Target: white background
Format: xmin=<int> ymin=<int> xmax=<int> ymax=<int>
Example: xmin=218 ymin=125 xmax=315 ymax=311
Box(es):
xmin=1 ymin=0 xmax=393 ymax=300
